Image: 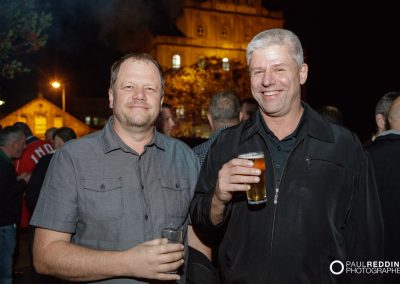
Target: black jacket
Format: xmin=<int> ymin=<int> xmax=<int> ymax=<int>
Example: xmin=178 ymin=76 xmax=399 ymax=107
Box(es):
xmin=190 ymin=103 xmax=383 ymax=284
xmin=366 ymin=133 xmax=400 ymax=262
xmin=0 ymin=152 xmax=26 ymax=226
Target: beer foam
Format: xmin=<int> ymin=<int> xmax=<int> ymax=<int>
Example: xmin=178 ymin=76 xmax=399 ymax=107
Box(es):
xmin=238 ymin=152 xmax=264 ymax=159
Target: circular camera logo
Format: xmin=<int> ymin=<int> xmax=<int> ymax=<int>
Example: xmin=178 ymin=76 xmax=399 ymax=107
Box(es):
xmin=330 ymin=260 xmax=345 ymax=275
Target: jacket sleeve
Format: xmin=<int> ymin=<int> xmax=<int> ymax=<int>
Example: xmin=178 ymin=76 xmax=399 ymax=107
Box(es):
xmin=345 ymin=141 xmax=384 ymax=283
xmin=0 ymin=163 xmax=26 ymax=209
xmin=189 ymin=137 xmax=231 ymax=246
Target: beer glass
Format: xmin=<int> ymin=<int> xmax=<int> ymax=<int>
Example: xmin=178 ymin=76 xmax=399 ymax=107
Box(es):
xmin=161 ymin=227 xmax=184 ymax=244
xmin=161 ymin=227 xmax=185 ymax=274
xmin=238 ymin=151 xmax=267 ymax=204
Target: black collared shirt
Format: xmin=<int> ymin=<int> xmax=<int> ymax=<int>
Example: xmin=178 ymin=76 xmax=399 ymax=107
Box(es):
xmin=259 ymin=111 xmax=305 ymax=188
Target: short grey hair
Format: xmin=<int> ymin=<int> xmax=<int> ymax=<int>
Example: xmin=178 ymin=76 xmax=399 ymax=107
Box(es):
xmin=209 ymin=92 xmax=240 ymax=124
xmin=0 ymin=126 xmax=25 ymax=147
xmin=246 ymin=28 xmax=304 ymax=67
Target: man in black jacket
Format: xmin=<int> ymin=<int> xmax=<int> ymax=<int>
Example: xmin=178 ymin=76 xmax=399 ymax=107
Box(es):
xmin=190 ymin=29 xmax=384 ymax=283
xmin=367 ymin=97 xmax=400 ymax=283
xmin=0 ymin=126 xmax=30 ymax=284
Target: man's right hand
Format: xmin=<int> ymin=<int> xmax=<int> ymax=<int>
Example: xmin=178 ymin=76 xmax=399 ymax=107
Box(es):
xmin=210 ymin=158 xmax=261 ymax=224
xmin=123 ymin=238 xmax=184 ymax=281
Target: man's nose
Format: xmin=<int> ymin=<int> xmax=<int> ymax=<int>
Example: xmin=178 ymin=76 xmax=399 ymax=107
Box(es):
xmin=262 ymin=71 xmax=276 ymax=86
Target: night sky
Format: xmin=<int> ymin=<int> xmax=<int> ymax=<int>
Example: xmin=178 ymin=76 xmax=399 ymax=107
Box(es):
xmin=1 ymin=0 xmax=399 ymax=142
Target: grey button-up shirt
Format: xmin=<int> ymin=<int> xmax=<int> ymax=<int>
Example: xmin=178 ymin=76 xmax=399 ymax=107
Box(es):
xmin=31 ymin=117 xmax=200 ymax=283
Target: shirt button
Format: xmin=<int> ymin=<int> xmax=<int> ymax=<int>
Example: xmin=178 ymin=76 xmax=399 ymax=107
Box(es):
xmin=144 ymin=215 xmax=148 ymax=220
xmin=277 ymin=145 xmax=281 ymax=151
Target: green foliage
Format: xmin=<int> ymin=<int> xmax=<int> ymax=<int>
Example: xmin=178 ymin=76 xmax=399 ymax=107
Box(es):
xmin=164 ymin=56 xmax=251 ymax=137
xmin=0 ymin=0 xmax=52 ymax=79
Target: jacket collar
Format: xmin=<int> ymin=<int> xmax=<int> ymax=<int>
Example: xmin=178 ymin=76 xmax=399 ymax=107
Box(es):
xmin=240 ymin=101 xmax=335 ymax=144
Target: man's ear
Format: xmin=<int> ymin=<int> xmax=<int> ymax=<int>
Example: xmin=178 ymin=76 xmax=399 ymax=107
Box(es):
xmin=207 ymin=113 xmax=214 ymax=131
xmin=299 ymin=63 xmax=308 ymax=85
xmin=376 ymin=113 xmax=386 ymax=132
xmin=108 ymin=89 xmax=114 ymax=109
xmin=239 ymin=111 xmax=244 ymax=121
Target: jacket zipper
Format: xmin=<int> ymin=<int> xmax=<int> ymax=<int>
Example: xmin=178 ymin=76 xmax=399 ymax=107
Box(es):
xmin=269 ymin=138 xmax=304 ymax=252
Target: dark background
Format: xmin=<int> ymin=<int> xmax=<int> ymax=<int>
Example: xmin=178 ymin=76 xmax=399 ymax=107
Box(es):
xmin=1 ymin=0 xmax=399 ymax=142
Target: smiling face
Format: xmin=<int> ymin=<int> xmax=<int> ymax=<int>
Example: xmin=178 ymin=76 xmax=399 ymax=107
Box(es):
xmin=249 ymin=44 xmax=308 ymax=119
xmin=108 ymin=59 xmax=163 ymax=132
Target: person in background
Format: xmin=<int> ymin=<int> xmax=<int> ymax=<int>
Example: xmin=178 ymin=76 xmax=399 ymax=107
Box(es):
xmin=44 ymin=127 xmax=58 ymax=149
xmin=0 ymin=126 xmax=30 ymax=284
xmin=239 ymin=97 xmax=258 ymax=121
xmin=31 ymin=53 xmax=199 ymax=284
xmin=12 ymin=122 xmax=53 ymax=228
xmin=27 ymin=127 xmax=77 ymax=217
xmin=188 ymin=91 xmax=241 ymax=284
xmin=26 ymin=127 xmax=77 ymax=284
xmin=317 ymin=105 xmax=344 ymax=126
xmin=156 ymin=103 xmax=176 ymax=136
xmin=190 ymin=28 xmax=383 ymax=284
xmin=367 ymin=96 xmax=400 ymax=284
xmin=368 ymin=91 xmax=400 ymax=144
xmin=193 ymin=91 xmax=241 ymax=166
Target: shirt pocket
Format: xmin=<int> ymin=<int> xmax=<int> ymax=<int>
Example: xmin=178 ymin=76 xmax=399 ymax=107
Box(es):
xmin=159 ymin=177 xmax=192 ymax=219
xmin=81 ymin=178 xmax=123 ymax=221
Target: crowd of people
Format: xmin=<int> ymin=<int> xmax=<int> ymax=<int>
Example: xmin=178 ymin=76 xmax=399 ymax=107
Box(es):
xmin=1 ymin=28 xmax=399 ymax=284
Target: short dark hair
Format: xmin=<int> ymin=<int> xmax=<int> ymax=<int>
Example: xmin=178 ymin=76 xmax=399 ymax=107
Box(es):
xmin=161 ymin=103 xmax=172 ymax=110
xmin=0 ymin=126 xmax=25 ymax=147
xmin=109 ymin=52 xmax=165 ymax=95
xmin=53 ymin=127 xmax=77 ymax=142
xmin=318 ymin=105 xmax=343 ymax=126
xmin=13 ymin=122 xmax=32 ymax=137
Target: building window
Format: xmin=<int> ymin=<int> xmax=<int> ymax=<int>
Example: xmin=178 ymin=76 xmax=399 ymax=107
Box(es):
xmin=85 ymin=116 xmax=91 ymax=125
xmin=54 ymin=116 xmax=63 ymax=128
xmin=34 ymin=115 xmax=47 ymax=136
xmin=172 ymin=54 xmax=181 ymax=69
xmin=222 ymin=57 xmax=230 ymax=71
xmin=198 ymin=57 xmax=206 ymax=69
xmin=245 ymin=29 xmax=252 ymax=41
xmin=221 ymin=26 xmax=229 ymax=39
xmin=197 ymin=25 xmax=205 ymax=37
xmin=93 ymin=117 xmax=99 ymax=126
xmin=18 ymin=115 xmax=27 ymax=123
xmin=176 ymin=105 xmax=185 ymax=119
xmin=246 ymin=0 xmax=254 ymax=6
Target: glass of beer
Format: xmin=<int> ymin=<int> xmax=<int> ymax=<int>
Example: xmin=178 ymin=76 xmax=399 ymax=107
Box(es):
xmin=238 ymin=151 xmax=267 ymax=204
xmin=161 ymin=227 xmax=184 ymax=244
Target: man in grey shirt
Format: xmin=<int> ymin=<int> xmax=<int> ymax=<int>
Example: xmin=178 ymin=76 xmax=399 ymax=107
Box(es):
xmin=31 ymin=53 xmax=199 ymax=283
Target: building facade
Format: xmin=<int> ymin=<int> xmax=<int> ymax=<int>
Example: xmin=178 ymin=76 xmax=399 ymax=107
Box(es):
xmin=151 ymin=0 xmax=283 ymax=70
xmin=0 ymin=96 xmax=92 ymax=139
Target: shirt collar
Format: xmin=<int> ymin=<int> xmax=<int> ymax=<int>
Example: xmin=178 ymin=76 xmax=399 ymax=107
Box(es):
xmin=378 ymin=129 xmax=400 ymax=137
xmin=102 ymin=116 xmax=165 ymax=154
xmin=240 ymin=102 xmax=335 ymax=144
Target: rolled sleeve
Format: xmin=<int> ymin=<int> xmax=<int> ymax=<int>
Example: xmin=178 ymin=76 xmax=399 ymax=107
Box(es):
xmin=30 ymin=147 xmax=78 ymax=233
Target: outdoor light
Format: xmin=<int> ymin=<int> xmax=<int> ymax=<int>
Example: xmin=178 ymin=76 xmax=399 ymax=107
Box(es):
xmin=50 ymin=80 xmax=66 ymax=112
